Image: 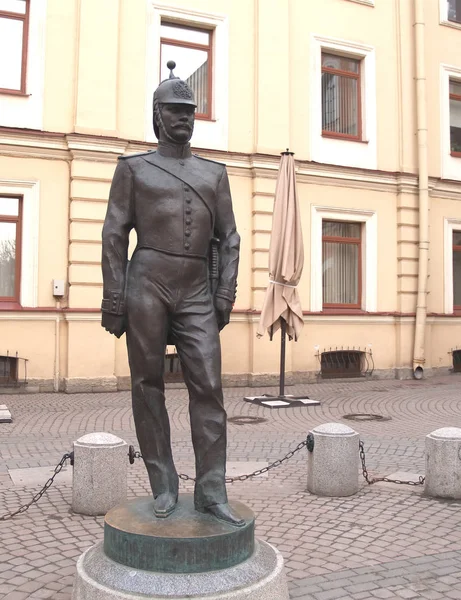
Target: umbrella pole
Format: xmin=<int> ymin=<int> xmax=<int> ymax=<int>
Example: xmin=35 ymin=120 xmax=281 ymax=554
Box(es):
xmin=279 ymin=318 xmax=286 ymax=397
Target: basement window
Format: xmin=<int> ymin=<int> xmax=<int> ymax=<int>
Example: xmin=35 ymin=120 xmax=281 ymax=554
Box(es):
xmin=0 ymin=354 xmax=17 ymax=384
xmin=453 ymin=349 xmax=461 ymax=373
xmin=320 ymin=349 xmax=364 ymax=379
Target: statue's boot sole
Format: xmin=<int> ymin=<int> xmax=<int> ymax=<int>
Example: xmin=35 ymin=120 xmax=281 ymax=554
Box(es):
xmin=153 ymin=497 xmax=178 ymax=518
xmin=196 ymin=506 xmax=246 ymax=528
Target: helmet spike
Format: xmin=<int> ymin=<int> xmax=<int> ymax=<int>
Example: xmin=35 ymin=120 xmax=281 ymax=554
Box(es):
xmin=167 ymin=61 xmax=177 ymax=79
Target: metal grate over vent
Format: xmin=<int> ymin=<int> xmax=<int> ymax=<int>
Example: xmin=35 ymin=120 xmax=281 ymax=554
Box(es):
xmin=315 ymin=347 xmax=374 ymax=379
xmin=0 ymin=351 xmax=28 ymax=387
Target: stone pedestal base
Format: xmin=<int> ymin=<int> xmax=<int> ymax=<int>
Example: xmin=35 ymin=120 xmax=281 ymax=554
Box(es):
xmin=72 ymin=495 xmax=289 ymax=599
xmin=73 ymin=539 xmax=288 ymax=599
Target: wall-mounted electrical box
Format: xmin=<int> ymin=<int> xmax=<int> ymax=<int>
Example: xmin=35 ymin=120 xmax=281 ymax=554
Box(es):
xmin=52 ymin=279 xmax=65 ymax=297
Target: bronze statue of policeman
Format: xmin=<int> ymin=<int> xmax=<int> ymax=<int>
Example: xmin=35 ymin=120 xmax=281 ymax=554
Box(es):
xmin=101 ymin=62 xmax=243 ymax=527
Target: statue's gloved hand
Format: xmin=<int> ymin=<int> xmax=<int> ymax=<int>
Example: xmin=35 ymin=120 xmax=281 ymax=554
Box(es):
xmin=214 ymin=297 xmax=233 ymax=331
xmin=102 ymin=313 xmax=126 ymax=338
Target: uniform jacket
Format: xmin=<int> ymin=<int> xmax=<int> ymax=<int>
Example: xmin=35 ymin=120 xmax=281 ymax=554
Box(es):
xmin=101 ymin=143 xmax=240 ymax=315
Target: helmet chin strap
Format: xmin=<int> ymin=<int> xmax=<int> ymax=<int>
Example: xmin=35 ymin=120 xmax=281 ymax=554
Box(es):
xmin=156 ymin=106 xmax=193 ymax=145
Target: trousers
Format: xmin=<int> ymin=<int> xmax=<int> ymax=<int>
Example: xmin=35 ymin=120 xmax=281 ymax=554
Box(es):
xmin=125 ymin=248 xmax=227 ymax=509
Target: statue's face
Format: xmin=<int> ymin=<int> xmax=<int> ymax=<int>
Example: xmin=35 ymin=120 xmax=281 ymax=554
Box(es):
xmin=158 ymin=103 xmax=195 ymax=144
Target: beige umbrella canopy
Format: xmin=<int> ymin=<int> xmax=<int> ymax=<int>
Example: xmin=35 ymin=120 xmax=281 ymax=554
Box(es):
xmin=257 ymin=151 xmax=304 ymax=342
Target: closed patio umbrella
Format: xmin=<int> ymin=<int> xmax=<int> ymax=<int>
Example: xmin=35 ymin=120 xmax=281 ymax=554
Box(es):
xmin=248 ymin=151 xmax=317 ymax=408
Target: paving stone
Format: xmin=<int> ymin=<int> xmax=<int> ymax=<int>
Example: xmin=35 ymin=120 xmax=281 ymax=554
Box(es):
xmin=2 ymin=377 xmax=461 ymax=600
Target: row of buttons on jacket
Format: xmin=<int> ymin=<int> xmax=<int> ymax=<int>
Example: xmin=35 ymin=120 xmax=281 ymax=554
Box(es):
xmin=184 ymin=184 xmax=191 ymax=250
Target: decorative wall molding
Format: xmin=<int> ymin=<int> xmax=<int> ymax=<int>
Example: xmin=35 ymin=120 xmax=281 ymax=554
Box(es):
xmin=1 ymin=127 xmax=461 ymax=200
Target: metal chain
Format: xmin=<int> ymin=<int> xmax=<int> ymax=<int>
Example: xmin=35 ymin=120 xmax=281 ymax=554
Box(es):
xmin=0 ymin=452 xmax=74 ymax=522
xmin=130 ymin=439 xmax=310 ymax=483
xmin=359 ymin=441 xmax=425 ymax=486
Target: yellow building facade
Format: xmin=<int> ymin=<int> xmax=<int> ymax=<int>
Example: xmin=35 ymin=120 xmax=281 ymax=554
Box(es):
xmin=0 ymin=0 xmax=461 ymax=392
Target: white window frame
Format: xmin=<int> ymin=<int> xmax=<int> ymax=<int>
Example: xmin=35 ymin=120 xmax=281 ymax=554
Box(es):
xmin=311 ymin=206 xmax=377 ymax=312
xmin=439 ymin=0 xmax=461 ymax=30
xmin=441 ymin=64 xmax=461 ymax=182
xmin=443 ymin=218 xmax=461 ymax=313
xmin=0 ymin=179 xmax=39 ymax=307
xmin=0 ymin=0 xmax=47 ymax=130
xmin=310 ymin=35 xmax=377 ymax=170
xmin=145 ymin=2 xmax=229 ymax=151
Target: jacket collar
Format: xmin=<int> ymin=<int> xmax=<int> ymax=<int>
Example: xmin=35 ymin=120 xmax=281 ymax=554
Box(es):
xmin=157 ymin=140 xmax=192 ymax=159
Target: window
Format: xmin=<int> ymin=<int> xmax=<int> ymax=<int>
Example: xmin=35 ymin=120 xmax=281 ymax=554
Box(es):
xmin=450 ymin=80 xmax=461 ymax=157
xmin=0 ymin=196 xmax=22 ymax=302
xmin=311 ymin=36 xmax=376 ymax=170
xmin=322 ymin=53 xmax=361 ymax=141
xmin=448 ymin=0 xmax=461 ymax=23
xmin=454 ymin=231 xmax=461 ymax=310
xmin=0 ymin=0 xmax=29 ymax=94
xmin=160 ymin=22 xmax=212 ymax=120
xmin=322 ymin=221 xmax=362 ymax=308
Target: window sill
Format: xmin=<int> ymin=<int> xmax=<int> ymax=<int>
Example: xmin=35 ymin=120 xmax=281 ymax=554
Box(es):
xmin=195 ymin=115 xmax=215 ymax=122
xmin=441 ymin=18 xmax=461 ymax=31
xmin=321 ymin=307 xmax=365 ymax=314
xmin=451 ymin=151 xmax=461 ymax=158
xmin=0 ymin=302 xmax=22 ymax=310
xmin=322 ymin=133 xmax=369 ymax=144
xmin=0 ymin=89 xmax=30 ymax=97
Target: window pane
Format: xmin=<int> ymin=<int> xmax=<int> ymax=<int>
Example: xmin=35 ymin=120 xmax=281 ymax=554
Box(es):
xmin=450 ymin=97 xmax=461 ymax=153
xmin=160 ymin=43 xmax=209 ymax=115
xmin=0 ymin=222 xmax=17 ymax=298
xmin=454 ymin=250 xmax=461 ymax=306
xmin=0 ymin=16 xmax=23 ymax=90
xmin=161 ymin=24 xmax=209 ymax=46
xmin=448 ymin=0 xmax=461 ymax=23
xmin=322 ymin=73 xmax=358 ymax=136
xmin=323 ymin=241 xmax=359 ymax=305
xmin=323 ymin=221 xmax=361 ymax=239
xmin=0 ymin=0 xmax=26 ymax=14
xmin=450 ymin=80 xmax=461 ymax=97
xmin=454 ymin=231 xmax=461 ymax=246
xmin=322 ymin=53 xmax=359 ymax=74
xmin=0 ymin=197 xmax=19 ymax=216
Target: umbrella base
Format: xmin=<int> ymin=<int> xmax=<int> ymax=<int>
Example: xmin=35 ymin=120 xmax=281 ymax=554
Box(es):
xmin=243 ymin=394 xmax=320 ymax=409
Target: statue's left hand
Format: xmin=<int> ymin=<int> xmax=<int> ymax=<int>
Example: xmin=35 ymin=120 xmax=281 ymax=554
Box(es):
xmin=214 ymin=297 xmax=233 ymax=331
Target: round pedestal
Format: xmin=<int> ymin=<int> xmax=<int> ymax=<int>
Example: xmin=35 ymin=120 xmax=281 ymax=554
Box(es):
xmin=425 ymin=427 xmax=461 ymax=499
xmin=72 ymin=539 xmax=288 ymax=599
xmin=104 ymin=495 xmax=254 ymax=573
xmin=72 ymin=495 xmax=289 ymax=599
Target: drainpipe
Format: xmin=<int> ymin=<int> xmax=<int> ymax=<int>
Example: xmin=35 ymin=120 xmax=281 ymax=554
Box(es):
xmin=412 ymin=0 xmax=430 ymax=379
xmin=54 ymin=299 xmax=61 ymax=392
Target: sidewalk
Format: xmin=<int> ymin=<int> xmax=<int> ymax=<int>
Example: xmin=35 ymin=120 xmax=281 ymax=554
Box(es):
xmin=1 ymin=375 xmax=461 ymax=599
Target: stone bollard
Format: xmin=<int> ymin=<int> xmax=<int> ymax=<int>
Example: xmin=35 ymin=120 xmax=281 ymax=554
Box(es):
xmin=425 ymin=427 xmax=461 ymax=499
xmin=72 ymin=432 xmax=128 ymax=516
xmin=307 ymin=423 xmax=359 ymax=497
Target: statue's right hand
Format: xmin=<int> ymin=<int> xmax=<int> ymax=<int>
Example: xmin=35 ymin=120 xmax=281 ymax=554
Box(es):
xmin=101 ymin=313 xmax=126 ymax=338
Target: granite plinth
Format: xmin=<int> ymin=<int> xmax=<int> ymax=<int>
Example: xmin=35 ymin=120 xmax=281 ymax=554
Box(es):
xmin=72 ymin=539 xmax=289 ymax=599
xmin=72 ymin=432 xmax=127 ymax=516
xmin=104 ymin=495 xmax=254 ymax=573
xmin=307 ymin=422 xmax=359 ymax=497
xmin=425 ymin=427 xmax=461 ymax=499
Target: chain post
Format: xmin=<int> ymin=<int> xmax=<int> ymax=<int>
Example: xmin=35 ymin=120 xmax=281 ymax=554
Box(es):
xmin=0 ymin=452 xmax=73 ymax=522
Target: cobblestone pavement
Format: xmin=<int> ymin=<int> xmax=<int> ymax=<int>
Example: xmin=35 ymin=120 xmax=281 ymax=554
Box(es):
xmin=1 ymin=375 xmax=461 ymax=599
